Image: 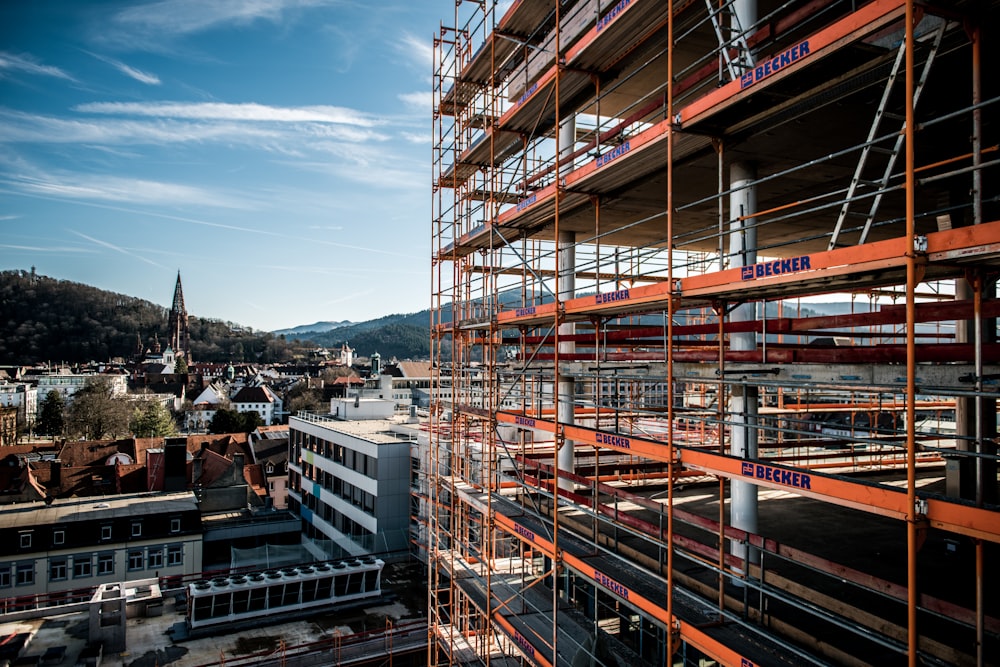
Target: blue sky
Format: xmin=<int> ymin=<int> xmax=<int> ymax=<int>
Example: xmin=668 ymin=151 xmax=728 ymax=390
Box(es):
xmin=0 ymin=1 xmax=449 ymax=332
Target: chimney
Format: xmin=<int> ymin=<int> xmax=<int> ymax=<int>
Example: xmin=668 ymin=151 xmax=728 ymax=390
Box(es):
xmin=192 ymin=457 xmax=203 ymax=486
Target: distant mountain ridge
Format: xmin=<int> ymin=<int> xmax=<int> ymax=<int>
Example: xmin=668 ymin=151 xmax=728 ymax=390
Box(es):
xmin=271 ymin=320 xmax=354 ymax=336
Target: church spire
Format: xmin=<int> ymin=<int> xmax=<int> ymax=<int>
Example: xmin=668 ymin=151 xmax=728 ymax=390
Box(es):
xmin=172 ymin=271 xmax=186 ymax=312
xmin=168 ymin=271 xmax=191 ymax=363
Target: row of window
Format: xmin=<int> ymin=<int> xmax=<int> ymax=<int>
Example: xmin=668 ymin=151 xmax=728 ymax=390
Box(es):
xmin=17 ymin=518 xmax=184 ymax=550
xmin=301 ymin=497 xmax=373 ymax=540
xmin=300 ymin=463 xmax=376 ymax=517
xmin=291 ymin=431 xmax=378 ymax=478
xmin=0 ymin=545 xmax=185 ymax=588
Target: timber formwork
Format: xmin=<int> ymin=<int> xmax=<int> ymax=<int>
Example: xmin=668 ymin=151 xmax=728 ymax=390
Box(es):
xmin=429 ymin=1 xmax=999 ymax=666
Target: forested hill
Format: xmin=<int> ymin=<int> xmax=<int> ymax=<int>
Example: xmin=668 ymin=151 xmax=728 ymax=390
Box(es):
xmin=277 ymin=311 xmax=432 ymax=361
xmin=0 ymin=270 xmax=433 ymax=365
xmin=0 ymin=270 xmax=302 ymax=365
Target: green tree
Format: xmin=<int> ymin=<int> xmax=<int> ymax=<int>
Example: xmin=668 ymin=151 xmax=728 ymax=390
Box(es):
xmin=67 ymin=377 xmax=131 ymax=440
xmin=37 ymin=390 xmax=65 ymax=438
xmin=240 ymin=410 xmax=263 ymax=431
xmin=174 ymin=356 xmax=188 ymax=374
xmin=131 ymin=400 xmax=177 ymax=438
xmin=208 ymin=408 xmax=263 ymax=433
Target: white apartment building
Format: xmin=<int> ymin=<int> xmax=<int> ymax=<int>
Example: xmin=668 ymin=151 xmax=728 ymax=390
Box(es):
xmin=35 ymin=372 xmax=128 ymax=402
xmin=0 ymin=382 xmax=37 ymax=431
xmin=288 ymin=399 xmax=415 ymax=560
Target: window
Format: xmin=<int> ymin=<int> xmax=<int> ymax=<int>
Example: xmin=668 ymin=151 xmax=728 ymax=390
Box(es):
xmin=127 ymin=550 xmax=144 ymax=571
xmin=16 ymin=562 xmax=34 ymax=586
xmin=53 ymin=529 xmax=65 ymax=546
xmin=131 ymin=521 xmax=142 ymax=537
xmin=0 ymin=564 xmax=10 ymax=588
xmin=73 ymin=556 xmax=92 ymax=579
xmin=170 ymin=518 xmax=181 ymax=533
xmin=19 ymin=532 xmax=32 ymax=549
xmin=147 ymin=548 xmax=163 ymax=569
xmin=50 ymin=559 xmax=68 ymax=581
xmin=166 ymin=545 xmax=183 ymax=567
xmin=101 ymin=525 xmax=112 ymax=541
xmin=97 ymin=553 xmax=114 ymax=576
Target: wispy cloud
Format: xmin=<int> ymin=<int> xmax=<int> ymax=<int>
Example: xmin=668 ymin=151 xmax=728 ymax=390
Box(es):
xmin=0 ymin=214 xmax=20 ymax=221
xmin=109 ymin=0 xmax=335 ymax=41
xmin=0 ymin=161 xmax=251 ymax=209
xmin=87 ymin=52 xmax=161 ymax=85
xmin=0 ymin=243 xmax=93 ymax=253
xmin=0 ymin=108 xmax=383 ymax=148
xmin=1 ymin=189 xmax=423 ymax=260
xmin=396 ymin=33 xmax=433 ymax=73
xmin=75 ymin=101 xmax=378 ymax=126
xmin=0 ymin=51 xmax=74 ymax=81
xmin=398 ymin=91 xmax=431 ymax=113
xmin=69 ymin=230 xmax=164 ymax=267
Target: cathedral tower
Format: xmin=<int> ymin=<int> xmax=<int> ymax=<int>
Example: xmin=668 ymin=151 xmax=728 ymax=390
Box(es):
xmin=168 ymin=271 xmax=191 ymax=363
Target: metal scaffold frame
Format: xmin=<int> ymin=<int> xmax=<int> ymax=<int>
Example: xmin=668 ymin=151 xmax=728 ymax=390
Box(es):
xmin=430 ymin=1 xmax=998 ymax=665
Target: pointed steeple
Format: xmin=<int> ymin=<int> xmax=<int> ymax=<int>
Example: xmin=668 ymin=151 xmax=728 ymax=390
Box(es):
xmin=172 ymin=271 xmax=186 ymax=312
xmin=168 ymin=271 xmax=191 ymax=363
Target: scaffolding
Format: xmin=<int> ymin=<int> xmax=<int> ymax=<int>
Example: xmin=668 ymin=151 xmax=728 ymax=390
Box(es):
xmin=429 ymin=1 xmax=999 ymax=665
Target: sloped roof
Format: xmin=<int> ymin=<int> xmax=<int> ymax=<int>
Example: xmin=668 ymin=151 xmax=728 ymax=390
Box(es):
xmin=251 ymin=438 xmax=288 ymax=467
xmin=193 ymin=448 xmax=237 ymax=487
xmin=187 ymin=433 xmax=251 ymax=460
xmin=332 ymin=376 xmax=365 ymax=385
xmin=244 ymin=464 xmax=268 ymax=499
xmin=395 ymin=361 xmax=432 ymax=378
xmin=57 ymin=439 xmax=137 ymax=468
xmin=232 ymin=385 xmax=277 ymax=404
xmin=0 ymin=455 xmax=46 ymax=501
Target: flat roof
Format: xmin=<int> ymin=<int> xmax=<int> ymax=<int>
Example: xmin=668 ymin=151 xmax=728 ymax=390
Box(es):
xmin=293 ymin=414 xmax=421 ymax=446
xmin=0 ymin=492 xmax=198 ymax=529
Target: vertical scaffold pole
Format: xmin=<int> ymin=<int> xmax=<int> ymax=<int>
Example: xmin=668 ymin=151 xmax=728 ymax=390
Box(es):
xmin=904 ymin=1 xmax=918 ymax=664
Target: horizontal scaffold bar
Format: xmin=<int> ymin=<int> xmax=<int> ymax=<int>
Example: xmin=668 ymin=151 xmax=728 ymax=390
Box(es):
xmin=471 ymin=219 xmax=1000 ymax=329
xmin=486 ymin=410 xmax=1000 ymax=543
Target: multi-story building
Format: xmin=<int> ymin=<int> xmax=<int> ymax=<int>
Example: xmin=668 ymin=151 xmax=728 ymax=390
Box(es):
xmin=429 ymin=1 xmax=999 ymax=665
xmin=288 ymin=398 xmax=417 ymax=561
xmin=35 ymin=371 xmax=128 ymax=402
xmin=249 ymin=425 xmax=290 ymax=510
xmin=232 ymin=385 xmax=282 ymax=426
xmin=0 ymin=383 xmax=37 ymax=436
xmin=0 ymin=492 xmax=202 ymax=600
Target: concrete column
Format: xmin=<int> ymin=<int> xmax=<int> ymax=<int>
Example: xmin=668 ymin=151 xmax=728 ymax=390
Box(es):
xmin=729 ymin=161 xmax=759 ymax=567
xmin=557 ymin=117 xmax=576 ymax=493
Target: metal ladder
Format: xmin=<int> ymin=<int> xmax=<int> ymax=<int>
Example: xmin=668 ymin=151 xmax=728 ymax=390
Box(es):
xmin=827 ymin=18 xmax=947 ymax=250
xmin=704 ymin=0 xmax=753 ymax=83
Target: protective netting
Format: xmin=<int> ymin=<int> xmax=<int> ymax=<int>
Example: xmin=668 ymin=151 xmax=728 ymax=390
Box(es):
xmin=229 ymin=530 xmax=410 ymax=570
xmin=229 ymin=543 xmax=314 ymax=571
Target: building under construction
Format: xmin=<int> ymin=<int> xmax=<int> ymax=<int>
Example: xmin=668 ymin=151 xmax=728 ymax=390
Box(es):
xmin=427 ymin=0 xmax=998 ymax=665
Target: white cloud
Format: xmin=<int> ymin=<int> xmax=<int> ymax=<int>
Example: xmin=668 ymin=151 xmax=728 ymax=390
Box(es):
xmin=398 ymin=91 xmax=432 ymax=113
xmin=0 ymin=52 xmax=74 ymax=81
xmin=397 ymin=33 xmax=433 ymax=72
xmin=109 ymin=0 xmax=335 ymax=40
xmin=69 ymin=230 xmax=163 ymax=267
xmin=0 ymin=109 xmax=385 ymax=149
xmin=87 ymin=52 xmax=161 ymax=85
xmin=75 ymin=101 xmax=378 ymax=126
xmin=0 ymin=244 xmax=92 ymax=253
xmin=0 ymin=110 xmax=272 ymax=145
xmin=2 ymin=166 xmax=250 ymax=210
xmin=400 ymin=131 xmax=430 ymax=145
